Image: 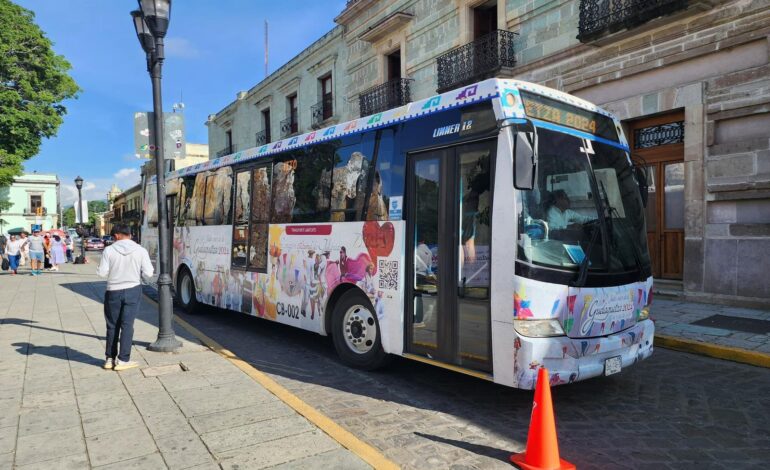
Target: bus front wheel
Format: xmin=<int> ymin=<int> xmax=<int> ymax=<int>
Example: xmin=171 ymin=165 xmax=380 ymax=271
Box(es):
xmin=331 ymin=290 xmax=389 ymax=371
xmin=176 ymin=268 xmax=199 ymax=314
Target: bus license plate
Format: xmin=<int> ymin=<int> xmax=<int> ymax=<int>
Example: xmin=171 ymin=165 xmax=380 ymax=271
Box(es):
xmin=604 ymin=356 xmax=622 ymax=376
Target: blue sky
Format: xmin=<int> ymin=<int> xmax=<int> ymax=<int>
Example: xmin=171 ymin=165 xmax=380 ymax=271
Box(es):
xmin=17 ymin=0 xmax=343 ymax=206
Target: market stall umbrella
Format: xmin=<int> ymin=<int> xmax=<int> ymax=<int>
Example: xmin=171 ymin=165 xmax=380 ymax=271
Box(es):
xmin=46 ymin=229 xmax=66 ymax=237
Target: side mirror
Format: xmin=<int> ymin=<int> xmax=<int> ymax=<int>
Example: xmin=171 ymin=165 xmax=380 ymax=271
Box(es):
xmin=512 ymin=120 xmax=537 ymax=190
xmin=632 ymin=162 xmax=649 ymax=208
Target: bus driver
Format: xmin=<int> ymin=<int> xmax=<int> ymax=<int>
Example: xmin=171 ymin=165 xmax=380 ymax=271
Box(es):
xmin=546 ymin=190 xmax=594 ymax=230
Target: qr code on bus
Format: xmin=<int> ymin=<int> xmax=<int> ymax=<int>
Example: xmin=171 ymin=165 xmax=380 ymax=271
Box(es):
xmin=378 ymin=260 xmax=399 ymax=290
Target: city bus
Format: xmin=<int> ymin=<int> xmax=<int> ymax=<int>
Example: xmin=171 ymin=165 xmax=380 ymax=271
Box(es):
xmin=142 ymin=78 xmax=654 ymax=389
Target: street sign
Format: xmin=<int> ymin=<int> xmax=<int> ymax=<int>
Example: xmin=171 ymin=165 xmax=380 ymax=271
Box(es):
xmin=134 ymin=112 xmax=186 ymax=160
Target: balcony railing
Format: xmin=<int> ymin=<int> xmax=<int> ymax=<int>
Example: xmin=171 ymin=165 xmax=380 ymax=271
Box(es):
xmin=216 ymin=145 xmax=234 ymax=157
xmin=359 ymin=78 xmax=413 ymax=117
xmin=578 ymin=0 xmax=688 ymax=43
xmin=24 ymin=207 xmax=48 ymax=216
xmin=255 ymin=130 xmax=269 ymax=146
xmin=280 ymin=115 xmax=298 ymax=138
xmin=436 ymin=29 xmax=517 ymax=93
xmin=311 ymin=95 xmax=334 ymax=128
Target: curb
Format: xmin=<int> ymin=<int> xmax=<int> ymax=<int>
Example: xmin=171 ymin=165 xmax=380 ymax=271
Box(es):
xmin=656 ymin=334 xmax=770 ymax=369
xmin=151 ymin=301 xmax=399 ymax=469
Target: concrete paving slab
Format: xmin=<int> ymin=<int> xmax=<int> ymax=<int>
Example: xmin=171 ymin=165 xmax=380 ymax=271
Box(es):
xmin=85 ymin=425 xmax=157 ymax=467
xmin=91 ymin=452 xmax=167 ymax=470
xmin=155 ymin=433 xmax=216 ymax=470
xmin=81 ymin=406 xmax=145 ymax=438
xmin=218 ymin=430 xmax=339 ymax=469
xmin=0 ymin=425 xmax=16 ymax=455
xmin=21 ymin=388 xmax=76 ymax=410
xmin=143 ymin=409 xmax=194 ymax=440
xmin=188 ymin=401 xmax=295 ymax=435
xmin=131 ymin=390 xmax=180 ymax=418
xmin=74 ymin=371 xmax=125 ymax=395
xmin=14 ymin=426 xmax=85 ymax=467
xmin=15 ymin=452 xmax=90 ymax=470
xmin=156 ymin=370 xmax=211 ymax=392
xmin=18 ymin=406 xmax=81 ymax=437
xmin=266 ymin=448 xmax=372 ymax=470
xmin=170 ymin=382 xmax=274 ymax=417
xmin=77 ymin=388 xmax=132 ymax=415
xmin=202 ymin=414 xmax=314 ymax=454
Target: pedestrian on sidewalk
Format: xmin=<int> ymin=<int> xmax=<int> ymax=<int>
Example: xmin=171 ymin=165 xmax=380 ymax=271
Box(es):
xmin=49 ymin=235 xmax=66 ymax=271
xmin=27 ymin=229 xmax=46 ymax=276
xmin=65 ymin=235 xmax=74 ymax=263
xmin=96 ymin=224 xmax=154 ymax=371
xmin=43 ymin=234 xmax=52 ymax=270
xmin=19 ymin=232 xmax=29 ymax=267
xmin=5 ymin=235 xmax=25 ymax=275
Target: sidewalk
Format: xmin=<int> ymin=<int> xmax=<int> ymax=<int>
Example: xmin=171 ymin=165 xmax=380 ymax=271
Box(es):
xmin=652 ymin=296 xmax=770 ymax=367
xmin=0 ymin=259 xmax=373 ymax=469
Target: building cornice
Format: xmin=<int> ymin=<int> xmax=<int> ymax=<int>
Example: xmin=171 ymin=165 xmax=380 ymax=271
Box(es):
xmin=308 ymin=54 xmax=338 ymax=74
xmin=278 ymin=76 xmax=302 ymax=96
xmin=334 ymin=0 xmax=378 ymax=25
xmin=358 ymin=12 xmax=413 ymax=43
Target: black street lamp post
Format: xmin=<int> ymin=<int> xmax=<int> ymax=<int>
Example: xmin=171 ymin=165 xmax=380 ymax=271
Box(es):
xmin=132 ymin=0 xmax=181 ymax=353
xmin=74 ymin=176 xmax=86 ymax=264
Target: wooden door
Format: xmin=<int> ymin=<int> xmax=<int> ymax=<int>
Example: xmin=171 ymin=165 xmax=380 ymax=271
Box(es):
xmin=629 ymin=112 xmax=685 ymax=280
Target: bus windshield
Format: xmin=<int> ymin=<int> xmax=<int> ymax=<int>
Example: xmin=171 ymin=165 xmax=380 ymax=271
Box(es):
xmin=517 ymin=127 xmax=651 ymax=278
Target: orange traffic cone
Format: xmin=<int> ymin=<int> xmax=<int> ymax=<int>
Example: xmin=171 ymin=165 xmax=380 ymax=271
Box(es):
xmin=510 ymin=367 xmax=575 ymax=470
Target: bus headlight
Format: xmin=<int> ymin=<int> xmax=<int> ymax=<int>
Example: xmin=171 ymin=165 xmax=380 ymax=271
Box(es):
xmin=638 ymin=307 xmax=650 ymax=321
xmin=514 ymin=319 xmax=565 ymax=337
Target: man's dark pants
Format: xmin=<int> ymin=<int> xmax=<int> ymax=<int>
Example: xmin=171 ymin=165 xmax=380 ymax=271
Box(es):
xmin=104 ymin=285 xmax=142 ymax=362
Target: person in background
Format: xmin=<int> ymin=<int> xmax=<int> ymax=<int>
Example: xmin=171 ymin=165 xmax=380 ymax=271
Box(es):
xmin=0 ymin=233 xmax=6 ymax=259
xmin=49 ymin=235 xmax=66 ymax=272
xmin=43 ymin=234 xmax=52 ymax=270
xmin=26 ymin=229 xmax=46 ymax=276
xmin=65 ymin=235 xmax=74 ymax=263
xmin=545 ymin=189 xmax=594 ymax=230
xmin=5 ymin=235 xmax=24 ymax=275
xmin=96 ymin=224 xmax=154 ymax=371
xmin=19 ymin=232 xmax=29 ymax=267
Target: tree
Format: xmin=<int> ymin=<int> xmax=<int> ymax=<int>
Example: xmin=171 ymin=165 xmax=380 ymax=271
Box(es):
xmin=62 ymin=200 xmax=107 ymax=228
xmin=0 ymin=0 xmax=80 ymax=186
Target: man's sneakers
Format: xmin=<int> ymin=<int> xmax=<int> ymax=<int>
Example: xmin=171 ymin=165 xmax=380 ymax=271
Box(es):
xmin=103 ymin=358 xmax=114 ymax=370
xmin=113 ymin=359 xmax=139 ymax=371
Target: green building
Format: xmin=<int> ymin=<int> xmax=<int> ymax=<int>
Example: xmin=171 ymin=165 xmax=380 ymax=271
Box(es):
xmin=0 ymin=173 xmax=61 ymax=235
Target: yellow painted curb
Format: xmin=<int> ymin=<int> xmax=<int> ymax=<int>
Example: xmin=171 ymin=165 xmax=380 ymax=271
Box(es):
xmin=656 ymin=334 xmax=770 ymax=369
xmin=145 ymin=296 xmax=399 ymax=470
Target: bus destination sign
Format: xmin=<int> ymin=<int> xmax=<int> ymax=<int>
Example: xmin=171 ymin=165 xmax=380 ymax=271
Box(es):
xmin=520 ymin=90 xmax=617 ymax=142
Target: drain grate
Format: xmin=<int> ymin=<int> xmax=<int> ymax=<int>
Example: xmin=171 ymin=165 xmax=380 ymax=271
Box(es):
xmin=691 ymin=314 xmax=770 ymax=334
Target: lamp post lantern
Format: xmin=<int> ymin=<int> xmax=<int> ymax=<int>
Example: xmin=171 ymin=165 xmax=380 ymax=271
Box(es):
xmin=132 ymin=0 xmax=181 ymax=353
xmin=74 ymin=176 xmax=86 ymax=264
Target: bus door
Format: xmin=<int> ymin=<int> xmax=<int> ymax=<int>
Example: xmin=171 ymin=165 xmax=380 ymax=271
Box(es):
xmin=406 ymin=139 xmax=495 ymax=372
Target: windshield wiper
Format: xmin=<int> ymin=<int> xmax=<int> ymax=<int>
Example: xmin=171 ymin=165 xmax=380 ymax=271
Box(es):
xmin=572 ymin=221 xmax=600 ymax=287
xmin=599 ymin=182 xmax=645 ymax=278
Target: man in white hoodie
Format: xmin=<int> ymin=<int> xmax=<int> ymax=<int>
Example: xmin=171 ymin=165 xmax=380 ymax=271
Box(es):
xmin=96 ymin=224 xmax=154 ymax=371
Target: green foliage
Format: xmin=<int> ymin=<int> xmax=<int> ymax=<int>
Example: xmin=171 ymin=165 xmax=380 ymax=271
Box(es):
xmin=62 ymin=200 xmax=107 ymax=228
xmin=0 ymin=0 xmax=80 ymax=186
xmin=62 ymin=205 xmax=74 ymax=227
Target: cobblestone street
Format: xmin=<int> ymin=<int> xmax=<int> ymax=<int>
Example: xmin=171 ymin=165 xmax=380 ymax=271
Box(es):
xmin=178 ymin=302 xmax=770 ymax=470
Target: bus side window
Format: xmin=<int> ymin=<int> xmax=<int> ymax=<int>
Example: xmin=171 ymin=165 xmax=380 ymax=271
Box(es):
xmin=232 ymin=169 xmax=251 ymax=268
xmin=273 ymin=148 xmax=334 ymax=223
xmin=370 ymin=128 xmax=401 ymax=221
xmin=249 ymin=165 xmax=271 ymax=270
xmin=202 ymin=167 xmax=233 ymax=225
xmin=179 ymin=176 xmax=196 ymax=227
xmin=191 ymin=172 xmax=208 ymax=225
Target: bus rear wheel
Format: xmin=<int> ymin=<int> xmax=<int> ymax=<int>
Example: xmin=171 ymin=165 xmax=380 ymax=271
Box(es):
xmin=176 ymin=268 xmax=199 ymax=314
xmin=331 ymin=290 xmax=389 ymax=371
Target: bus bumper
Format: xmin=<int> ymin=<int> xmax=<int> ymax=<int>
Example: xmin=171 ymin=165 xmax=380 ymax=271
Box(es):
xmin=513 ymin=319 xmax=655 ymax=389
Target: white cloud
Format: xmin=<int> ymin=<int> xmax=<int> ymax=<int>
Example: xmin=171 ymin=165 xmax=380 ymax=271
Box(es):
xmin=114 ymin=168 xmax=139 ymax=180
xmin=164 ymin=37 xmax=200 ymax=59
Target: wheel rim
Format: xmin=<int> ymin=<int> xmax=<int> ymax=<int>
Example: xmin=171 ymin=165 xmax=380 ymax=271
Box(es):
xmin=181 ymin=274 xmax=192 ymax=305
xmin=342 ymin=304 xmax=377 ymax=355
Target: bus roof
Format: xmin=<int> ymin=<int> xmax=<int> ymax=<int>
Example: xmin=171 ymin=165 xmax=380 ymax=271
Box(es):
xmin=160 ymin=78 xmax=622 ymax=182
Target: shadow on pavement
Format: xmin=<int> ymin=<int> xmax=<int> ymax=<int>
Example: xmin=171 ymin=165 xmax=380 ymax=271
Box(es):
xmin=12 ymin=342 xmax=101 ymax=366
xmin=414 ymin=432 xmax=512 ymax=463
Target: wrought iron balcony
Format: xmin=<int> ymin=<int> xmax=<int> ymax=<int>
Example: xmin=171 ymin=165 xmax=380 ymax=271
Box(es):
xmin=436 ymin=29 xmax=517 ymax=94
xmin=359 ymin=78 xmax=413 ymax=117
xmin=311 ymin=95 xmax=334 ymax=129
xmin=280 ymin=115 xmax=298 ymax=138
xmin=578 ymin=0 xmax=688 ymax=43
xmin=255 ymin=130 xmax=268 ymax=146
xmin=216 ymin=145 xmax=234 ymax=157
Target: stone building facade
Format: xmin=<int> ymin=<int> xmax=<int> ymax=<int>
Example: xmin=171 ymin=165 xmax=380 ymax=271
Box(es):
xmin=207 ymin=0 xmax=770 ymax=305
xmin=0 ymin=173 xmax=60 ymax=235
